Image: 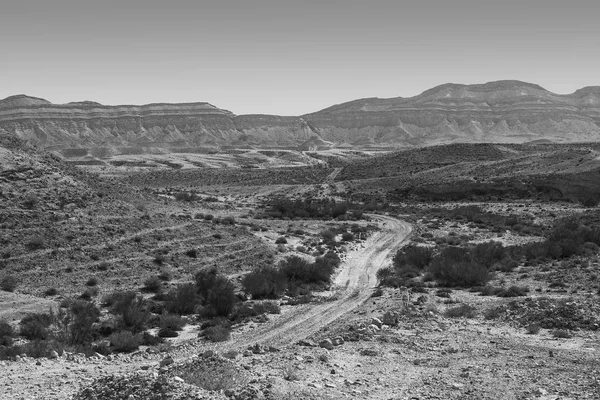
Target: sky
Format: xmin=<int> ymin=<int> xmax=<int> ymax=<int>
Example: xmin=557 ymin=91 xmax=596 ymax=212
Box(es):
xmin=1 ymin=0 xmax=599 ymax=115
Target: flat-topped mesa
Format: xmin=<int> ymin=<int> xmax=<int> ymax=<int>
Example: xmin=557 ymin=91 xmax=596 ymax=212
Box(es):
xmin=1 ymin=80 xmax=599 ymax=150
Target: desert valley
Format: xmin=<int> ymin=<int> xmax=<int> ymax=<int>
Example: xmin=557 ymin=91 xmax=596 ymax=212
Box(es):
xmin=1 ymin=81 xmax=600 ymax=399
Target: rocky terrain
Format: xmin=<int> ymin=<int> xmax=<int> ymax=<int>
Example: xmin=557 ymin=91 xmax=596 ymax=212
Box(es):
xmin=2 ymin=93 xmax=600 ymax=399
xmin=2 ymin=81 xmax=600 ymax=152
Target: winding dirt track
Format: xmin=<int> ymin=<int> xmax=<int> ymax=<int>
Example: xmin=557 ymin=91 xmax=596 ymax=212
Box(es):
xmin=223 ymin=214 xmax=412 ymax=349
xmin=0 ymin=216 xmax=411 ymax=399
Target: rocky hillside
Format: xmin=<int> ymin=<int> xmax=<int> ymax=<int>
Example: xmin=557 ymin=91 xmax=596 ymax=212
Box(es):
xmin=2 ymin=81 xmax=600 ymax=150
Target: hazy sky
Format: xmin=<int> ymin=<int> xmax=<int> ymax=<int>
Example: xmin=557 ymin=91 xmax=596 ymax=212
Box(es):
xmin=1 ymin=0 xmax=598 ymax=115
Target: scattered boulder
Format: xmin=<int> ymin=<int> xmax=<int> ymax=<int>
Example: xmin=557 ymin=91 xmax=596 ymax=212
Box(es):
xmin=319 ymin=339 xmax=334 ymax=350
xmin=159 ymin=356 xmax=174 ymax=367
xmin=298 ymin=339 xmax=316 ymax=347
xmin=371 ymin=317 xmax=383 ymax=329
xmin=383 ymin=311 xmax=398 ymax=327
xmin=360 ymin=349 xmax=379 ymax=356
xmin=332 ymin=336 xmax=345 ymax=346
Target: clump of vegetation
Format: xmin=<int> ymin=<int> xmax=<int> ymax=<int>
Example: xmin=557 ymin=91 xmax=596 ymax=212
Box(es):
xmin=195 ymin=268 xmax=236 ymax=317
xmin=202 ymin=324 xmax=231 ymax=342
xmin=109 ymin=331 xmax=141 ymax=352
xmin=445 ymin=304 xmax=477 ymax=318
xmin=106 ymin=291 xmax=150 ymax=333
xmin=143 ymin=276 xmax=162 ymax=293
xmin=26 ymin=236 xmax=45 ymax=250
xmin=242 ymin=252 xmax=340 ymax=299
xmin=174 ymin=191 xmax=198 ymax=202
xmin=0 ymin=275 xmax=18 ymax=292
xmin=263 ymin=198 xmax=352 ymax=220
xmin=165 ymin=283 xmax=199 ymax=315
xmin=86 ymin=277 xmax=99 ymax=287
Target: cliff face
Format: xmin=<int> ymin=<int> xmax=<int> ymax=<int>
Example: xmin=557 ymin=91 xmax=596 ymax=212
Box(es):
xmin=2 ymin=81 xmax=600 ymax=150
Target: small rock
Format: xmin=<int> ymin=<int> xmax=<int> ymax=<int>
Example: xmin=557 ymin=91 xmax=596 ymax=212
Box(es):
xmin=331 ymin=336 xmax=344 ymax=346
xmin=159 ymin=356 xmax=174 ymax=367
xmin=319 ymin=339 xmax=334 ymax=350
xmin=202 ymin=350 xmax=215 ymax=358
xmin=382 ymin=311 xmax=398 ymax=326
xmin=330 ymin=369 xmax=336 ymax=374
xmin=297 ymin=339 xmax=316 ymax=347
xmin=360 ymin=349 xmax=378 ymax=356
xmin=371 ymin=318 xmax=383 ymax=329
xmin=49 ymin=351 xmax=59 ymax=359
xmin=173 ymin=376 xmax=184 ymax=383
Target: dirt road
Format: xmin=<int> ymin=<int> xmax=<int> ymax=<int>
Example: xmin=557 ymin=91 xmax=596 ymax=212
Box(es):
xmin=224 ymin=214 xmax=412 ymax=349
xmin=0 ymin=215 xmax=411 ymax=399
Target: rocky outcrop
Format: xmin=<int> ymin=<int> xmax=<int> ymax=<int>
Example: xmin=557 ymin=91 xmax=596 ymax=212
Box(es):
xmin=1 ymin=81 xmax=600 ymax=150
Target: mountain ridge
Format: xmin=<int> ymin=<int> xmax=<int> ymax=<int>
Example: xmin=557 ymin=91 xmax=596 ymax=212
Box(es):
xmin=2 ymin=80 xmax=600 ymax=149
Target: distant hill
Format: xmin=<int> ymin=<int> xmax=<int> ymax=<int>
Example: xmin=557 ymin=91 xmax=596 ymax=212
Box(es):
xmin=1 ymin=80 xmax=600 ymax=150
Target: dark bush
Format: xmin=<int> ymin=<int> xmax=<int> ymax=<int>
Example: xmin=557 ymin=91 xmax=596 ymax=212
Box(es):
xmin=205 ymin=278 xmax=236 ymax=317
xmin=185 ymin=249 xmax=198 ymax=258
xmin=242 ymin=266 xmax=287 ymax=299
xmin=165 ymin=283 xmax=199 ymax=315
xmin=107 ymin=291 xmax=150 ymax=333
xmin=497 ymin=285 xmax=529 ymax=298
xmin=19 ymin=313 xmax=52 ymax=340
xmin=275 ymin=237 xmax=288 ymax=244
xmin=109 ymin=331 xmax=141 ymax=352
xmin=141 ymin=332 xmax=164 ymax=346
xmin=159 ymin=314 xmax=185 ymax=331
xmin=86 ymin=277 xmax=98 ymax=287
xmin=0 ymin=320 xmax=13 ymax=346
xmin=44 ymin=287 xmax=58 ymax=296
xmin=158 ymin=327 xmax=178 ymax=338
xmin=143 ymin=276 xmax=162 ymax=293
xmin=66 ymin=300 xmax=101 ymax=345
xmin=26 ymin=236 xmax=45 ymax=250
xmin=428 ymin=247 xmax=491 ymax=287
xmin=203 ymin=325 xmax=230 ymax=342
xmin=0 ymin=275 xmax=18 ymax=292
xmin=341 ymin=232 xmax=355 ymax=242
xmin=445 ymin=304 xmax=477 ymax=318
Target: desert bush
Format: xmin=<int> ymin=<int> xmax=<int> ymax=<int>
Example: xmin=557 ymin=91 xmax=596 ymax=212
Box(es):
xmin=552 ymin=329 xmax=573 ymax=338
xmin=79 ymin=287 xmax=99 ymax=300
xmin=1 ymin=275 xmax=18 ymax=292
xmin=203 ymin=324 xmax=230 ymax=342
xmin=141 ymin=331 xmax=164 ymax=346
xmin=0 ymin=319 xmax=13 ymax=346
xmin=428 ymin=246 xmax=491 ymax=287
xmin=44 ymin=287 xmax=58 ymax=296
xmin=26 ymin=236 xmax=45 ymax=250
xmin=158 ymin=327 xmax=178 ymax=338
xmin=109 ymin=331 xmax=141 ymax=352
xmin=497 ymin=285 xmax=529 ymax=297
xmin=19 ymin=313 xmax=52 ymax=340
xmin=444 ymin=304 xmax=477 ymax=318
xmin=143 ymin=276 xmax=162 ymax=293
xmin=341 ymin=232 xmax=355 ymax=242
xmin=107 ymin=291 xmax=150 ymax=333
xmin=86 ymin=277 xmax=98 ymax=287
xmin=526 ymin=322 xmax=541 ymax=334
xmin=159 ymin=314 xmax=185 ymax=331
xmin=275 ymin=237 xmax=288 ymax=244
xmin=55 ymin=300 xmax=100 ymax=345
xmin=205 ymin=278 xmax=236 ymax=317
xmin=185 ymin=248 xmax=198 ymax=258
xmin=242 ymin=266 xmax=287 ymax=299
xmin=158 ymin=271 xmax=171 ymax=281
xmin=165 ymin=283 xmax=199 ymax=315
xmin=320 ymin=230 xmax=336 ymax=242
xmin=174 ymin=191 xmax=198 ymax=202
